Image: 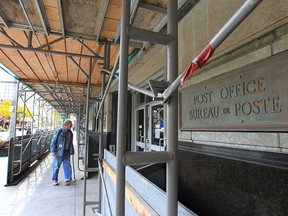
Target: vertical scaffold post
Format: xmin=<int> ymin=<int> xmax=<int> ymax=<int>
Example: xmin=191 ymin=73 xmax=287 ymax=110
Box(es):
xmin=8 ymin=81 xmax=19 ymax=183
xmin=32 ymin=94 xmax=36 ymax=134
xmin=83 ymin=58 xmax=92 ymax=216
xmin=98 ymin=40 xmax=110 ymax=214
xmin=100 ymin=41 xmax=110 ymax=160
xmin=166 ymin=0 xmax=178 ymax=215
xmin=116 ymin=0 xmax=130 ymax=215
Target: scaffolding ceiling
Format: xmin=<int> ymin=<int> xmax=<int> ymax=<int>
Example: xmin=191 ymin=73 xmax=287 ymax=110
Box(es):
xmin=0 ymin=0 xmax=190 ymax=113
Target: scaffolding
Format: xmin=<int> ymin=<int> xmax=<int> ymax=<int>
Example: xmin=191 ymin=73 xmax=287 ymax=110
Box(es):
xmin=6 ymin=82 xmax=55 ymax=185
xmin=0 ymin=0 xmax=265 ymax=214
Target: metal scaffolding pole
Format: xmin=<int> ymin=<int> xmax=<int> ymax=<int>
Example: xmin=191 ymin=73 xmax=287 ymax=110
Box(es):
xmin=50 ymin=107 xmax=53 ymax=131
xmin=0 ymin=44 xmax=103 ymax=60
xmin=101 ymin=68 xmax=155 ymax=98
xmin=37 ymin=99 xmax=41 ymax=131
xmin=41 ymin=100 xmax=44 ymax=130
xmin=99 ymin=41 xmax=110 ymax=160
xmin=96 ymin=52 xmax=120 ymax=120
xmin=115 ymin=0 xmax=130 ymax=215
xmin=32 ymin=94 xmax=36 ymax=134
xmin=166 ymin=1 xmax=178 ymax=215
xmin=83 ymin=59 xmax=92 ymax=216
xmin=98 ymin=41 xmax=109 ymax=214
xmin=77 ymin=104 xmax=85 ymax=172
xmin=162 ymin=0 xmax=263 ymax=102
xmin=8 ymin=82 xmax=19 ymax=183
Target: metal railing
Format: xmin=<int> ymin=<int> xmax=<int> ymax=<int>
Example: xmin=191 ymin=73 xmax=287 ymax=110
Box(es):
xmin=6 ymin=131 xmax=54 ymax=185
xmin=98 ymin=159 xmax=113 ymax=216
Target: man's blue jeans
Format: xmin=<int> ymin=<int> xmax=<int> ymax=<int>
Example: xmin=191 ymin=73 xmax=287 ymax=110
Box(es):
xmin=52 ymin=153 xmax=72 ymax=182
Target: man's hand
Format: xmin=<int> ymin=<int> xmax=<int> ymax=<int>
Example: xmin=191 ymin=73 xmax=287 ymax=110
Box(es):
xmin=50 ymin=152 xmax=55 ymax=157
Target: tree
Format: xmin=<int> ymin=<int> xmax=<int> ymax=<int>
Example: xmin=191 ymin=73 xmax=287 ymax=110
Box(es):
xmin=0 ymin=100 xmax=12 ymax=117
xmin=17 ymin=105 xmax=32 ymax=118
xmin=0 ymin=100 xmax=32 ymax=118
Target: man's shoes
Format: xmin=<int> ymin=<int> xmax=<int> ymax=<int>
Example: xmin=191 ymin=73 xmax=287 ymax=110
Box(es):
xmin=65 ymin=179 xmax=76 ymax=186
xmin=52 ymin=182 xmax=59 ymax=186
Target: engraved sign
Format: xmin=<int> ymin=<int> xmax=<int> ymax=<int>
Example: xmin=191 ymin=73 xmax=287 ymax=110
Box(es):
xmin=180 ymin=53 xmax=288 ymax=131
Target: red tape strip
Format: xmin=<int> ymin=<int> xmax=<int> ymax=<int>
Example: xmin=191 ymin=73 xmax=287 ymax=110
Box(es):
xmin=180 ymin=44 xmax=214 ymax=84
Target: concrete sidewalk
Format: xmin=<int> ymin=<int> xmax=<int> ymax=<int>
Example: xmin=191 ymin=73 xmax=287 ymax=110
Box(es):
xmin=0 ymin=155 xmax=99 ymax=216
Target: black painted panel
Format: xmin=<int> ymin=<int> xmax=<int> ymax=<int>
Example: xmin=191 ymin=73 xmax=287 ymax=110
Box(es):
xmin=178 ymin=144 xmax=288 ymax=216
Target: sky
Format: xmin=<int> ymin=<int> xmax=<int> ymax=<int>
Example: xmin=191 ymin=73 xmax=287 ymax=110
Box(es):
xmin=0 ymin=64 xmax=16 ymax=81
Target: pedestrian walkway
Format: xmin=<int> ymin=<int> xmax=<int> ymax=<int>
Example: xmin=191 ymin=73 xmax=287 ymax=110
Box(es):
xmin=0 ymin=154 xmax=98 ymax=216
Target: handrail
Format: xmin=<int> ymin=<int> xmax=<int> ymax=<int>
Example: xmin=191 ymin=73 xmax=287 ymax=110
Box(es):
xmin=36 ymin=133 xmax=44 ymax=146
xmin=13 ymin=134 xmax=37 ymax=176
xmin=12 ymin=139 xmax=23 ymax=176
xmin=22 ymin=134 xmax=35 ymax=154
xmin=77 ymin=142 xmax=85 ymax=172
xmin=98 ymin=159 xmax=113 ymax=216
xmin=12 ymin=132 xmax=52 ymax=177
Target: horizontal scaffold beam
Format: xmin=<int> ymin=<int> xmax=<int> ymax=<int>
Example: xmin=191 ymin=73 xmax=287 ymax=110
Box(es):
xmin=24 ymin=80 xmax=101 ymax=88
xmin=0 ymin=43 xmax=104 ymax=60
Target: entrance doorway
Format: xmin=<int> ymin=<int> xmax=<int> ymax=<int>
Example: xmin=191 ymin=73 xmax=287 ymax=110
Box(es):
xmin=135 ymin=100 xmax=165 ymax=151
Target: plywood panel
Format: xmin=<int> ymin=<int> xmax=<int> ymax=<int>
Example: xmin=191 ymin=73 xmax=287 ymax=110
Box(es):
xmin=46 ymin=36 xmax=65 ymax=52
xmin=32 ymin=53 xmax=50 ymax=80
xmin=0 ymin=50 xmax=27 ymax=79
xmin=45 ymin=6 xmax=60 ymax=20
xmin=100 ymin=29 xmax=115 ymax=40
xmin=31 ymin=33 xmax=46 ymax=48
xmin=19 ymin=50 xmax=47 ymax=80
xmin=110 ymin=46 xmax=120 ymax=66
xmin=79 ymin=40 xmax=104 ymax=85
xmin=45 ymin=6 xmax=61 ymax=32
xmin=7 ymin=52 xmax=39 ymax=80
xmin=110 ymin=0 xmax=121 ymax=6
xmin=48 ymin=36 xmax=67 ymax=83
xmin=91 ymin=43 xmax=104 ymax=85
xmin=30 ymin=33 xmax=54 ymax=81
xmin=1 ymin=0 xmax=43 ymax=27
xmin=22 ymin=0 xmax=43 ymax=27
xmin=0 ymin=0 xmax=28 ymax=26
xmin=102 ymin=18 xmax=119 ymax=32
xmin=1 ymin=30 xmax=43 ymax=81
xmin=79 ymin=45 xmax=93 ymax=79
xmin=0 ymin=31 xmax=14 ymax=46
xmin=5 ymin=29 xmax=27 ymax=47
xmin=15 ymin=31 xmax=49 ymax=81
xmin=133 ymin=7 xmax=165 ymax=31
xmin=106 ymin=4 xmax=121 ymax=20
xmin=43 ymin=0 xmax=58 ymax=8
xmin=47 ymin=20 xmax=62 ymax=32
xmin=90 ymin=43 xmax=104 ymax=85
xmin=77 ymin=57 xmax=88 ymax=84
xmin=66 ymin=38 xmax=82 ymax=83
xmin=29 ymin=34 xmax=58 ymax=82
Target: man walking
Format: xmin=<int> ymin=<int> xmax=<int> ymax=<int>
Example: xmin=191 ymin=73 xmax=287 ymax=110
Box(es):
xmin=50 ymin=119 xmax=76 ymax=186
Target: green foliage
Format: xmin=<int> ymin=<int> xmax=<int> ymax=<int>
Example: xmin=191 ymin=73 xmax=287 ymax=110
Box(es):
xmin=17 ymin=105 xmax=32 ymax=118
xmin=0 ymin=100 xmax=32 ymax=118
xmin=0 ymin=100 xmax=12 ymax=117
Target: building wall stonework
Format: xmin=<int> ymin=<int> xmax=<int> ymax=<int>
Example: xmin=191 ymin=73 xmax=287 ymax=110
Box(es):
xmin=179 ymin=1 xmax=288 ymax=153
xmin=177 ymin=0 xmax=288 ymax=154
